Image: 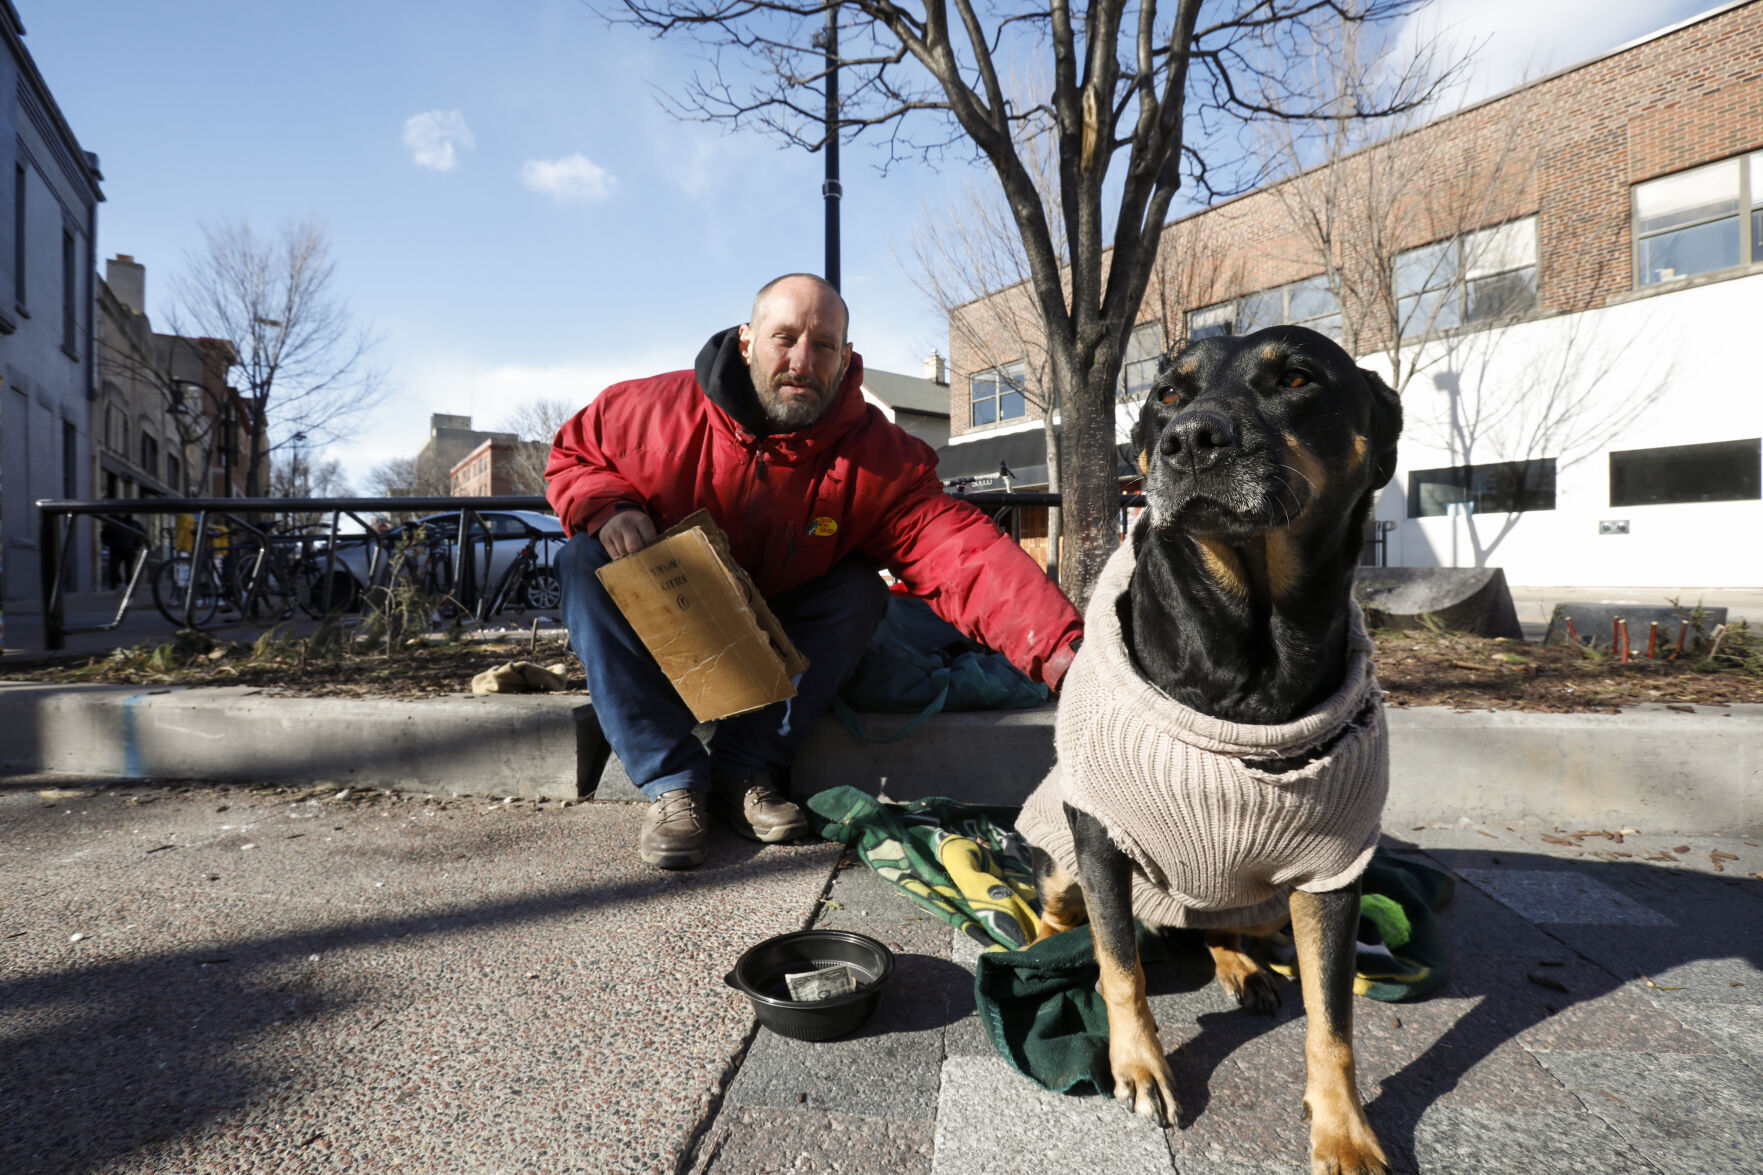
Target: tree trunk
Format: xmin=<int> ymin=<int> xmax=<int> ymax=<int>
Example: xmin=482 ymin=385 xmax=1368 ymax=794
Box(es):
xmin=1043 ymin=406 xmax=1061 ymax=580
xmin=1055 ymin=363 xmax=1119 ymax=610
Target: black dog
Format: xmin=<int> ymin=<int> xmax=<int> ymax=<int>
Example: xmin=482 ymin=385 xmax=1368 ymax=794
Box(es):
xmin=1024 ymin=325 xmax=1402 ymax=1175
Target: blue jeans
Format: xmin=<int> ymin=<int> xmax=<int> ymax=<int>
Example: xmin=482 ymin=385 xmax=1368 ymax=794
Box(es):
xmin=557 ymin=533 xmax=889 ymax=801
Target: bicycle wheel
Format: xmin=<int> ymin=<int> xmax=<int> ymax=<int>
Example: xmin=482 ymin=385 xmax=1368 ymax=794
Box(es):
xmin=521 ymin=567 xmax=562 ymax=611
xmin=240 ymin=556 xmax=297 ymax=625
xmin=296 ymin=561 xmax=357 ymax=616
xmin=151 ymin=553 xmax=221 ymax=627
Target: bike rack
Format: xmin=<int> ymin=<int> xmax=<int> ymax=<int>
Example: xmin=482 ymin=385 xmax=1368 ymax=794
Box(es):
xmin=31 ymin=491 xmax=1144 ymax=651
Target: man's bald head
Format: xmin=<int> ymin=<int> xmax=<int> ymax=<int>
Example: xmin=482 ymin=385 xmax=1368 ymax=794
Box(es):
xmin=751 ymin=273 xmax=849 ymax=344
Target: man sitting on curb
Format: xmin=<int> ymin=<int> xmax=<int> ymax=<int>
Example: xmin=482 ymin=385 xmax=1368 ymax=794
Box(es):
xmin=546 ymin=273 xmax=1083 ymax=868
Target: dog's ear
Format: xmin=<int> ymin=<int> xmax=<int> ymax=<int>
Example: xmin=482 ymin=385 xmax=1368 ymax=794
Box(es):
xmin=1357 ymin=366 xmax=1403 ymax=490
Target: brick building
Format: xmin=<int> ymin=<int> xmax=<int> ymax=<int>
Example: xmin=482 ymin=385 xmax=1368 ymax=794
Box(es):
xmin=448 ymin=435 xmax=546 ymax=497
xmin=940 ymin=0 xmax=1763 ymax=587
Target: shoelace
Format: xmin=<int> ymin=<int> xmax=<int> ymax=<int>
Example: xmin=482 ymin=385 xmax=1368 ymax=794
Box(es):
xmin=654 ymin=791 xmax=704 ymax=829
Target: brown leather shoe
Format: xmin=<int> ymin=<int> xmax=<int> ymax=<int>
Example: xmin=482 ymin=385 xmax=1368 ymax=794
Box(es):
xmin=710 ymin=774 xmax=808 ymax=844
xmin=638 ymin=788 xmax=708 ymax=869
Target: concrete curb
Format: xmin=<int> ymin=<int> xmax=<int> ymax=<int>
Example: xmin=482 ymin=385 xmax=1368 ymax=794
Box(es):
xmin=0 ymin=682 xmax=608 ymax=799
xmin=2 ymin=682 xmax=1757 ymax=834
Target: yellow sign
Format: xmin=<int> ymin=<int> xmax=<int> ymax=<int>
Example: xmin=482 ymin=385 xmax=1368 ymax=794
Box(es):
xmin=808 ymin=516 xmax=839 ymax=537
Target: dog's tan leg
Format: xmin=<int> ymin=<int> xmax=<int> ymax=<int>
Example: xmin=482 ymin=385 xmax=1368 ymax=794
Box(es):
xmin=1096 ymin=949 xmax=1179 ymax=1123
xmin=1064 ymin=803 xmax=1180 ymax=1124
xmin=1203 ymin=930 xmax=1281 ymax=1014
xmin=1289 ymin=886 xmax=1387 ymax=1175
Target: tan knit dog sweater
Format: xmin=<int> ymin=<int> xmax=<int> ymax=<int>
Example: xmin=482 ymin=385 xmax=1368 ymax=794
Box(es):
xmin=1016 ymin=525 xmax=1388 ymax=931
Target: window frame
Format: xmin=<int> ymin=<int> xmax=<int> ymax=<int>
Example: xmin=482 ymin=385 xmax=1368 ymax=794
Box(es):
xmin=968 ymin=360 xmax=1029 ymax=428
xmin=1395 ymin=216 xmax=1539 ymax=340
xmin=1407 ymin=457 xmax=1557 ymax=518
xmin=1632 ymin=151 xmax=1762 ymax=289
xmin=1184 ymin=275 xmax=1342 ymax=343
xmin=13 ymin=165 xmax=25 ymax=311
xmin=1608 ymin=438 xmax=1762 ymax=507
xmin=1117 ymin=321 xmax=1166 ymax=401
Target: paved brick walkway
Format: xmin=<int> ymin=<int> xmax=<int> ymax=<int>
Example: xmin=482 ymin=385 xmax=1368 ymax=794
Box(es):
xmin=692 ymin=823 xmax=1763 ymax=1175
xmin=3 ymin=779 xmax=1760 ymax=1174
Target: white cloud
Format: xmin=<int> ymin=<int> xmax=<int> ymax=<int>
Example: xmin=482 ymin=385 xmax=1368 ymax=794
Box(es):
xmin=402 ymin=110 xmax=475 ymax=171
xmin=520 ymin=153 xmax=615 ymax=203
xmin=1395 ymin=0 xmax=1707 ymax=109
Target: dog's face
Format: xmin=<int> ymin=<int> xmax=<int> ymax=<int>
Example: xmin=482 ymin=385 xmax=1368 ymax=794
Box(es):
xmin=1132 ymin=326 xmax=1401 ymax=540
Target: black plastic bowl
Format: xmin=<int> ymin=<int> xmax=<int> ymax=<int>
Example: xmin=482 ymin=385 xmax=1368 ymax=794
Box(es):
xmin=724 ymin=929 xmax=895 ymax=1041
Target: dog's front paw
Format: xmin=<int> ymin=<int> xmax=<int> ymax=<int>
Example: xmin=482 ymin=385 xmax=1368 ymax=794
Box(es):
xmin=1305 ymin=1100 xmax=1388 ymax=1175
xmin=1109 ymin=1038 xmax=1180 ymax=1127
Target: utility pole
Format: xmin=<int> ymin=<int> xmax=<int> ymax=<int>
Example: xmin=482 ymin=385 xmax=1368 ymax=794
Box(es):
xmin=813 ymin=4 xmax=841 ymax=290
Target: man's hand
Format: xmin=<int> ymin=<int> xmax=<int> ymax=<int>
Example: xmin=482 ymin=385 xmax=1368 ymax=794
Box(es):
xmin=597 ymin=510 xmax=657 ymax=559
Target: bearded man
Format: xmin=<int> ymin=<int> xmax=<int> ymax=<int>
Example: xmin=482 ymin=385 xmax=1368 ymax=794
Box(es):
xmin=547 ymin=273 xmax=1082 ymax=868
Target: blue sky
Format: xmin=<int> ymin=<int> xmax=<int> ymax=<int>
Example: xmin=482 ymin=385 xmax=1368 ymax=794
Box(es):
xmin=17 ymin=0 xmax=1717 ymax=489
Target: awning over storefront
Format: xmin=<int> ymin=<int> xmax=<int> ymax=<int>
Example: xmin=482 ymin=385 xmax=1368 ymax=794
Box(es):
xmin=935 ymin=431 xmax=1140 ymax=489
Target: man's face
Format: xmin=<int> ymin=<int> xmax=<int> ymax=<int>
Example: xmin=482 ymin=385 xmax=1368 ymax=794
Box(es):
xmin=739 ymin=278 xmax=853 ymax=431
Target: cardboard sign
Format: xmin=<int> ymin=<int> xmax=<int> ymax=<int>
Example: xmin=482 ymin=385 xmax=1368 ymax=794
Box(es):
xmin=595 ymin=510 xmax=809 ymax=722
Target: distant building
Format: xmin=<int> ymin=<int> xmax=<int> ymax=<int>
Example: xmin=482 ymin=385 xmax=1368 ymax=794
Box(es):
xmin=945 ymin=0 xmax=1763 ymax=587
xmin=448 ymin=435 xmax=546 ymax=497
xmin=861 ymin=355 xmax=951 ymax=449
xmin=414 ymin=414 xmax=521 ymax=496
xmin=93 ymin=254 xmax=253 ymax=580
xmin=1 ymin=0 xmax=103 ymax=600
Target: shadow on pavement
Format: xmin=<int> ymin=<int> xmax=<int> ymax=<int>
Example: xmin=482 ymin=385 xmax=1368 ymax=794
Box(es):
xmin=1128 ymin=842 xmax=1763 ymax=1171
xmin=0 ymin=827 xmax=825 ymax=1174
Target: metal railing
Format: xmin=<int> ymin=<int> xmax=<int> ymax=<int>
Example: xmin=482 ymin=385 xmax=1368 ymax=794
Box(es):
xmin=30 ymin=490 xmax=1149 ymax=651
xmin=32 ymin=494 xmax=552 ymax=650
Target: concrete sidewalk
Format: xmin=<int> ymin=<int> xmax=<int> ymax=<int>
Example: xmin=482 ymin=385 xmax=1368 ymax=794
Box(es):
xmin=4 ymin=778 xmax=1760 ymax=1174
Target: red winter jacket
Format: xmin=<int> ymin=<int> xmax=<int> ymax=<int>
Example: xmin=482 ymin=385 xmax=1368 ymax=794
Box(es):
xmin=545 ymin=327 xmax=1083 ymax=689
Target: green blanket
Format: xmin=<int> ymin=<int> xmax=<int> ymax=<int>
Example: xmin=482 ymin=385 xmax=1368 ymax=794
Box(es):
xmin=807 ymin=787 xmax=1455 ymax=1095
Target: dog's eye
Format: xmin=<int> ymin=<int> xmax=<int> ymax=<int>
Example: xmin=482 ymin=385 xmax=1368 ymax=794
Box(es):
xmin=1282 ymin=369 xmax=1312 ymax=389
xmin=1160 ymin=390 xmax=1183 ymax=406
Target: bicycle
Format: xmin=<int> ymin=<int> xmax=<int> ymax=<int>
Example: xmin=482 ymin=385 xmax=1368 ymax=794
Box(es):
xmin=481 ymin=524 xmax=562 ymax=618
xmin=150 ymin=547 xmax=228 ymax=627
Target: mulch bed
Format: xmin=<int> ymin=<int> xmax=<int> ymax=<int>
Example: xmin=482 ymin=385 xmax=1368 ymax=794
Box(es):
xmin=6 ymin=625 xmax=1760 ymax=712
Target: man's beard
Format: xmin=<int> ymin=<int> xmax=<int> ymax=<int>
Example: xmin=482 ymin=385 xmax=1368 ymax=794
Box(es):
xmin=753 ymin=361 xmax=843 ymax=431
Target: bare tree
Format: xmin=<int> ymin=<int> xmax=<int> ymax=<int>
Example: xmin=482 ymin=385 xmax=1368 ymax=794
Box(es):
xmin=1256 ymin=21 xmax=1536 ymax=393
xmin=608 ymin=0 xmax=1443 ymax=603
xmin=364 ymin=455 xmax=447 ymax=499
xmin=907 ymin=99 xmax=1070 ymax=574
xmin=1253 ymin=45 xmax=1665 ymax=568
xmin=171 ymin=217 xmax=386 ymax=497
xmin=495 ymin=398 xmax=576 ymax=494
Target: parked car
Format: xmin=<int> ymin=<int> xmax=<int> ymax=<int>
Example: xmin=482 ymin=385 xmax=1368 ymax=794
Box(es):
xmin=314 ymin=510 xmax=566 ymax=614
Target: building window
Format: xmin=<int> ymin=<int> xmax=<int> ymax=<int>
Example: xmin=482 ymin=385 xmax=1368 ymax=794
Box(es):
xmin=1408 ymin=457 xmax=1556 ymax=518
xmin=1396 ymin=217 xmax=1538 ymax=338
xmin=166 ymin=454 xmax=182 ymax=495
xmin=1118 ymin=321 xmax=1165 ymax=400
xmin=140 ymin=433 xmax=159 ymax=481
xmin=63 ymin=421 xmax=78 ymax=498
xmin=1633 ymin=152 xmax=1762 ymax=287
xmin=1184 ymin=275 xmax=1340 ymax=342
xmin=62 ymin=230 xmax=77 ymax=353
xmin=1188 ymin=301 xmax=1234 ymax=340
xmin=970 ymin=361 xmax=1028 ymax=427
xmin=12 ymin=165 xmax=24 ymax=308
xmin=1609 ymin=439 xmax=1760 ymax=507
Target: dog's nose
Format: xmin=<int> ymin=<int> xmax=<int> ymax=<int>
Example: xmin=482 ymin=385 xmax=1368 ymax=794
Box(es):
xmin=1160 ymin=410 xmax=1238 ymax=467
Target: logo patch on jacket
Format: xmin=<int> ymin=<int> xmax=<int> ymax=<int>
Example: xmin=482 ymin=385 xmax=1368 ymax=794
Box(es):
xmin=808 ymin=516 xmax=839 ymax=537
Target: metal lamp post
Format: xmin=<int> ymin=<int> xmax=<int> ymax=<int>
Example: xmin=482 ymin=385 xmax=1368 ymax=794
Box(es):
xmin=812 ymin=5 xmax=841 ymax=290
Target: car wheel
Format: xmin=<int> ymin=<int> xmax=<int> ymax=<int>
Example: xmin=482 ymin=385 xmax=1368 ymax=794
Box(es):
xmin=522 ymin=568 xmax=562 ymax=611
